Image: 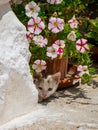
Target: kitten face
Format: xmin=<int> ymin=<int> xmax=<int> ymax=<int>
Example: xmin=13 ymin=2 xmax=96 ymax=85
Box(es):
xmin=33 ymin=72 xmax=61 ymax=100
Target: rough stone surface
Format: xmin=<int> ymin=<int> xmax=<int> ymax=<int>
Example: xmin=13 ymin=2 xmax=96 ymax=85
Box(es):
xmin=0 ymin=75 xmax=98 ymax=130
xmin=0 ymin=2 xmax=38 ymax=125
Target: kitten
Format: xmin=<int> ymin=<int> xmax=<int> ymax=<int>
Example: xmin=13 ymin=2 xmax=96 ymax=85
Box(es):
xmin=33 ymin=72 xmax=61 ymax=101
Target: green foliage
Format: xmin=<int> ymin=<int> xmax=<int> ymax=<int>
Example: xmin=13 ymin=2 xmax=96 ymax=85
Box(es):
xmin=82 ymin=73 xmax=91 ymax=83
xmin=11 ymin=0 xmax=97 ymax=83
xmin=86 ymin=19 xmax=98 ymax=42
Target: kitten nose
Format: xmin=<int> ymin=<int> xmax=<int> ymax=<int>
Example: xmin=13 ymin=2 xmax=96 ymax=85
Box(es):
xmin=43 ymin=91 xmax=47 ymax=98
xmin=43 ymin=93 xmax=47 ymax=97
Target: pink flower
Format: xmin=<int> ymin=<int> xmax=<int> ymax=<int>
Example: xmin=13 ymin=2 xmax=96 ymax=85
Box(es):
xmin=52 ymin=40 xmax=65 ymax=55
xmin=28 ymin=17 xmax=45 ymax=34
xmin=33 ymin=35 xmax=48 ymax=47
xmin=26 ymin=31 xmax=33 ymax=43
xmin=48 ymin=17 xmax=64 ymax=33
xmin=76 ymin=38 xmax=89 ymax=53
xmin=32 ymin=60 xmax=46 ymax=72
xmin=68 ymin=15 xmax=79 ymax=28
xmin=57 ymin=48 xmax=64 ymax=54
xmin=25 ymin=1 xmax=40 ymax=17
xmin=47 ymin=0 xmax=63 ymax=4
xmin=67 ymin=31 xmax=76 ymax=41
xmin=46 ymin=46 xmax=58 ymax=59
xmin=54 ymin=40 xmax=65 ymax=48
xmin=77 ymin=65 xmax=89 ymax=77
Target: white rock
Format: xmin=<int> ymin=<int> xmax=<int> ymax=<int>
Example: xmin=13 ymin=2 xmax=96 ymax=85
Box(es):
xmin=0 ymin=2 xmax=38 ymax=125
xmin=0 ymin=0 xmax=10 ymax=5
xmin=11 ymin=0 xmax=23 ymax=4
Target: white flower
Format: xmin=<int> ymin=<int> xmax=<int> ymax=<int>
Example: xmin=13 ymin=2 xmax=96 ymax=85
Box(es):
xmin=67 ymin=31 xmax=76 ymax=41
xmin=68 ymin=15 xmax=79 ymax=28
xmin=47 ymin=0 xmax=55 ymax=4
xmin=48 ymin=17 xmax=64 ymax=33
xmin=77 ymin=65 xmax=89 ymax=77
xmin=33 ymin=35 xmax=48 ymax=47
xmin=76 ymin=38 xmax=89 ymax=53
xmin=32 ymin=60 xmax=46 ymax=72
xmin=46 ymin=46 xmax=58 ymax=59
xmin=47 ymin=0 xmax=63 ymax=4
xmin=28 ymin=17 xmax=45 ymax=34
xmin=25 ymin=1 xmax=40 ymax=17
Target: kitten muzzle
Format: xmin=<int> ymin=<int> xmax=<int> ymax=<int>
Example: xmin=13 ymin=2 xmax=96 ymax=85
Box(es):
xmin=42 ymin=91 xmax=48 ymax=99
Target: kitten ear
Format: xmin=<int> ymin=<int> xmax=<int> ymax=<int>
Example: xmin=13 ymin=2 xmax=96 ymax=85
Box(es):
xmin=52 ymin=72 xmax=61 ymax=85
xmin=33 ymin=72 xmax=43 ymax=83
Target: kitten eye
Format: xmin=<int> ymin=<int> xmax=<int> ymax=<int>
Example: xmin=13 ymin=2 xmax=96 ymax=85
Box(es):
xmin=38 ymin=87 xmax=42 ymax=90
xmin=48 ymin=88 xmax=52 ymax=91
